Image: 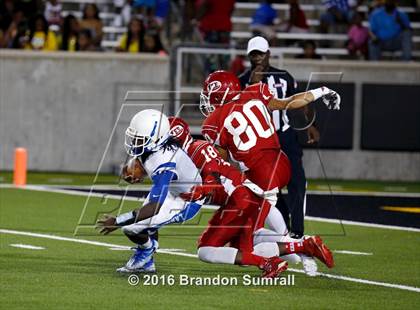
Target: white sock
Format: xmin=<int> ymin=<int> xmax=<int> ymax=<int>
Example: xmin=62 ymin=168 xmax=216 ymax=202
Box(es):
xmin=281 ymin=254 xmax=302 ymax=264
xmin=253 ymin=228 xmax=302 ymax=264
xmin=197 ymin=247 xmax=238 ymax=264
xmin=139 ymin=237 xmax=152 ymax=249
xmin=253 ymin=242 xmax=280 ymax=257
xmin=265 ymin=206 xmax=288 ymax=235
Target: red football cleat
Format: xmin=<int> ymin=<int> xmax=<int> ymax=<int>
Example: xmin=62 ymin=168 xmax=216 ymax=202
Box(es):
xmin=261 ymin=257 xmax=288 ymax=278
xmin=303 ymin=236 xmax=334 ymax=268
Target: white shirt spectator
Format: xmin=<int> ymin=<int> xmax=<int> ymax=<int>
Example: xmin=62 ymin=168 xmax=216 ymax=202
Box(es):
xmin=44 ymin=0 xmax=62 ymax=26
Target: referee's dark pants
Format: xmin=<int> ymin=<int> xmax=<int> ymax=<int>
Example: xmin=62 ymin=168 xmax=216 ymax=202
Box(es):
xmin=275 ymin=128 xmax=307 ymax=238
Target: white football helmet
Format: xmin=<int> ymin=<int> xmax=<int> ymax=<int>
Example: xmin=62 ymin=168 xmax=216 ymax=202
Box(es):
xmin=124 ymin=109 xmax=170 ymax=156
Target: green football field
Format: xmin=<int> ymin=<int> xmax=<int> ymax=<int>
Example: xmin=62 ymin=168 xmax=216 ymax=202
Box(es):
xmin=1 ymin=175 xmax=420 ymax=309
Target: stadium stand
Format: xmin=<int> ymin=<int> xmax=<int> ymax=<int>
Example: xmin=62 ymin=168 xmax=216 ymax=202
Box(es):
xmin=1 ymin=0 xmax=419 ymax=59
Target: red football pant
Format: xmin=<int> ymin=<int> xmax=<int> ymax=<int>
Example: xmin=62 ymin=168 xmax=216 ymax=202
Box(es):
xmin=198 ymin=187 xmax=270 ymax=253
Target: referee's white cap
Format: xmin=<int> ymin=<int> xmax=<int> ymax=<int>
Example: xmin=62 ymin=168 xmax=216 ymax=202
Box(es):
xmin=247 ymin=36 xmax=270 ymax=54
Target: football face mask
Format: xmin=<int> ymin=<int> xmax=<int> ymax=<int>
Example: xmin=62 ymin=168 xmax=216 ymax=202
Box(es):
xmin=199 ymin=71 xmax=241 ymax=117
xmin=124 ymin=127 xmax=152 ymax=157
xmin=199 ymin=91 xmax=217 ymax=117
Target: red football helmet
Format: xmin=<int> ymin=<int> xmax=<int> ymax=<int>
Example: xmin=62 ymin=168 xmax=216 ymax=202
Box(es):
xmin=200 ymin=70 xmax=241 ymax=117
xmin=168 ymin=116 xmax=193 ymax=149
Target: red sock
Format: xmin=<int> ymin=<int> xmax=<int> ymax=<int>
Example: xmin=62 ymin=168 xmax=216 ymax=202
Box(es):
xmin=241 ymin=251 xmax=265 ymax=267
xmin=284 ymin=241 xmax=305 ymax=254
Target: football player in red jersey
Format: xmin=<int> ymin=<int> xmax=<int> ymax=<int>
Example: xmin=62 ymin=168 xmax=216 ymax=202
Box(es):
xmin=198 ymin=71 xmax=338 ymax=270
xmin=201 ymin=70 xmax=340 ymax=193
xmin=169 ymin=116 xmax=288 ymax=278
xmin=169 ymin=116 xmax=335 ymax=274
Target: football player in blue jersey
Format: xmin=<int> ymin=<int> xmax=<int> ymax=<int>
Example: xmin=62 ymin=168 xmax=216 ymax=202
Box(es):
xmin=97 ymin=109 xmax=203 ymax=273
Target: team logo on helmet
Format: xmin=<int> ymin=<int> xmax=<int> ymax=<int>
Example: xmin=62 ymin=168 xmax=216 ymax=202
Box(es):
xmin=170 ymin=125 xmax=184 ymax=138
xmin=207 ymin=80 xmax=222 ymax=93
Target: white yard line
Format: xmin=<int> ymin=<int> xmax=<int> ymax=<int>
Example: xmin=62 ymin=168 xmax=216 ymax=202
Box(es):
xmin=305 ymin=216 xmax=420 ymax=233
xmin=0 ymin=228 xmax=419 ymax=293
xmin=2 ymin=184 xmax=419 ymax=233
xmin=108 ymin=247 xmax=131 ymax=251
xmin=6 ymin=184 xmax=146 ymax=203
xmin=108 ymin=247 xmax=186 ymax=253
xmin=2 ymin=183 xmax=420 ymax=197
xmin=334 ymin=250 xmax=373 ymax=256
xmin=9 ymin=243 xmax=46 ymax=250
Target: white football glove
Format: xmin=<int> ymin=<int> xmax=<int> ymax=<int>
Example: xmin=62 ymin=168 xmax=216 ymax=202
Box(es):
xmin=310 ymin=87 xmax=341 ymax=111
xmin=322 ymin=90 xmax=341 ymax=110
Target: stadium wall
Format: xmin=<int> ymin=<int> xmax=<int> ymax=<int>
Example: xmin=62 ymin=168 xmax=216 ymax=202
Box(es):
xmin=0 ymin=50 xmax=169 ymax=174
xmin=1 ymin=51 xmax=419 ymax=181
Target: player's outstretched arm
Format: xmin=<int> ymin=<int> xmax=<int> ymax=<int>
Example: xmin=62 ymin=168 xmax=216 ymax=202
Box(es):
xmin=268 ymin=87 xmax=340 ymax=111
xmin=96 ymin=169 xmax=177 ymax=234
xmin=96 ymin=201 xmax=163 ymax=235
xmin=268 ymin=91 xmax=314 ymax=110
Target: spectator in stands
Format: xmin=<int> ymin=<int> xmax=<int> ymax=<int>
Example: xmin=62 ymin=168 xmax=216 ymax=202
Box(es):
xmin=250 ymin=0 xmax=277 ymax=43
xmin=133 ymin=0 xmax=170 ymax=29
xmin=79 ymin=3 xmax=103 ymax=47
xmin=279 ymin=0 xmax=309 ymax=34
xmin=61 ymin=14 xmax=79 ymax=51
xmin=116 ymin=17 xmax=145 ymax=53
xmin=26 ymin=13 xmax=58 ymax=51
xmin=154 ymin=0 xmax=170 ymax=27
xmin=143 ymin=29 xmax=166 ymax=54
xmin=78 ymin=28 xmax=100 ymax=51
xmin=9 ymin=20 xmax=28 ymax=49
xmin=368 ymin=0 xmax=412 ymax=60
xmin=133 ymin=0 xmax=156 ymax=18
xmin=2 ymin=7 xmax=25 ymax=48
xmin=44 ymin=0 xmax=62 ymax=26
xmin=133 ymin=0 xmax=168 ymax=31
xmin=0 ymin=0 xmax=15 ymax=34
xmin=347 ymin=12 xmax=369 ymax=58
xmin=295 ymin=40 xmax=323 ymax=59
xmin=195 ymin=0 xmax=235 ymax=45
xmin=195 ymin=0 xmax=235 ymax=72
xmin=320 ymin=0 xmax=356 ymax=33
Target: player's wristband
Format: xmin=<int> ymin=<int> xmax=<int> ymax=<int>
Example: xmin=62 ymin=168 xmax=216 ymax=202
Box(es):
xmin=115 ymin=211 xmax=137 ymax=226
xmin=309 ymin=87 xmax=330 ymax=101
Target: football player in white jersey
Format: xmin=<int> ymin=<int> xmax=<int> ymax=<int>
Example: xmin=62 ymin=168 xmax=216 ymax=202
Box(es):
xmin=97 ymin=109 xmax=203 ymax=273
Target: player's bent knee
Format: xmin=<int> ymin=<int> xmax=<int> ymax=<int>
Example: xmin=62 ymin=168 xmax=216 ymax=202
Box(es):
xmin=197 ymin=247 xmax=211 ymax=263
xmin=121 ymin=224 xmax=148 ymax=236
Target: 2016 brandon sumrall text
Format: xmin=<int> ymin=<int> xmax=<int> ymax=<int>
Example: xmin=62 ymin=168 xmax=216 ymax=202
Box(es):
xmin=137 ymin=274 xmax=296 ymax=286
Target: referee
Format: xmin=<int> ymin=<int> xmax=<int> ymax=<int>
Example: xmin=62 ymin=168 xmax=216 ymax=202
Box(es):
xmin=239 ymin=36 xmax=320 ymax=239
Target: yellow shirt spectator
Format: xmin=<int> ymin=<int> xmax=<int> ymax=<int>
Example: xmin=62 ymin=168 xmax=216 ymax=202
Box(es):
xmin=59 ymin=35 xmax=77 ymax=52
xmin=118 ymin=33 xmax=141 ymax=53
xmin=27 ymin=31 xmax=58 ymax=51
